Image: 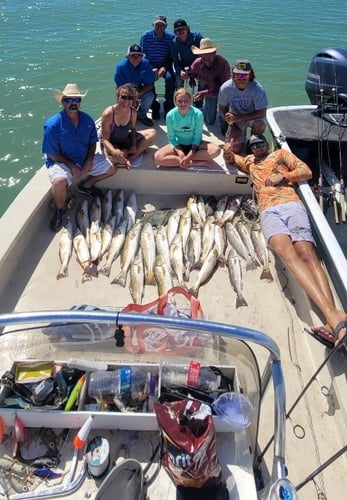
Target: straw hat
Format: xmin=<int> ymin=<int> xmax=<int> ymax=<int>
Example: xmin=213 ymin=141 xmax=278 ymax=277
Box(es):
xmin=191 ymin=38 xmax=221 ymax=55
xmin=54 ymin=83 xmax=88 ymax=103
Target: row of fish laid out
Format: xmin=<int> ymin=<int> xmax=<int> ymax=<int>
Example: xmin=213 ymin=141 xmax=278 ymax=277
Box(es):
xmin=57 ymin=191 xmax=273 ymax=305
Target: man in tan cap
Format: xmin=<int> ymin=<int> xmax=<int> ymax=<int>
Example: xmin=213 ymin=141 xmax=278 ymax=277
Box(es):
xmin=182 ymin=38 xmax=230 ymax=125
xmin=42 ymin=83 xmax=116 ymax=232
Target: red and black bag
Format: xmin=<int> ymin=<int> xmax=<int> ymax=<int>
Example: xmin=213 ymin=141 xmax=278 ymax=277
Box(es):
xmin=122 ymin=287 xmax=211 ymax=355
xmin=154 ymin=398 xmax=224 ymax=488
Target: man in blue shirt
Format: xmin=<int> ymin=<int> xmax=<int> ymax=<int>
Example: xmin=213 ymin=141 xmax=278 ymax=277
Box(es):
xmin=170 ymin=19 xmax=203 ymax=88
xmin=140 ymin=15 xmax=175 ymax=118
xmin=42 ymin=83 xmax=116 ymax=232
xmin=114 ymin=44 xmax=155 ymax=127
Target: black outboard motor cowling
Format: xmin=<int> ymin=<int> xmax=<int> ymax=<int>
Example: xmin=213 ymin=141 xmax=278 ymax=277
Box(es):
xmin=305 ymin=47 xmax=347 ymax=105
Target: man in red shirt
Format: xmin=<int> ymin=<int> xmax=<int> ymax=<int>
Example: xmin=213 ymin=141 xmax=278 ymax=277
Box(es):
xmin=182 ymin=38 xmax=230 ymax=125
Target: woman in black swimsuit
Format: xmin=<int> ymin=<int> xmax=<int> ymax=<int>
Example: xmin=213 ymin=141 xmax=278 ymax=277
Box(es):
xmin=101 ymin=84 xmax=156 ymax=169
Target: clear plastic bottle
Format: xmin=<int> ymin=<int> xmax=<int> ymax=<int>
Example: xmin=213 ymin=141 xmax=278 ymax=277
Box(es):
xmin=88 ymin=367 xmax=131 ymax=399
xmin=88 ymin=366 xmax=148 ymax=405
xmin=161 ymin=361 xmax=221 ymax=393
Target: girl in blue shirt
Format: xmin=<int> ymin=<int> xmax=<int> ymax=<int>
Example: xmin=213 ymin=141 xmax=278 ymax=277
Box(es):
xmin=154 ymin=88 xmax=220 ymax=168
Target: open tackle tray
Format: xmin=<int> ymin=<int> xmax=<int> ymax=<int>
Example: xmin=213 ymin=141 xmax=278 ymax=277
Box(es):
xmin=0 ymin=359 xmax=239 ymax=432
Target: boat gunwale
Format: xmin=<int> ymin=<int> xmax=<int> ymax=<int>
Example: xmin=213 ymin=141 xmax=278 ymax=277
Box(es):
xmin=267 ymin=106 xmax=347 ymax=309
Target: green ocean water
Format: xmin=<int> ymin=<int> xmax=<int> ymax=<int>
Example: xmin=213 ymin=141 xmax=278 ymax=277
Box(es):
xmin=1 ymin=0 xmax=346 ymax=216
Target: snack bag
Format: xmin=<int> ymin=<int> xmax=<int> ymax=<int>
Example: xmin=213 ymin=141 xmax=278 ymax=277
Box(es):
xmin=153 ymin=399 xmax=224 ymax=488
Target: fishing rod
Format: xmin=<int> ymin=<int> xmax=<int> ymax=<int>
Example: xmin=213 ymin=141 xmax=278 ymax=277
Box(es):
xmin=295 ymin=443 xmax=347 ymax=491
xmin=333 ymin=81 xmax=346 ymax=223
xmin=258 ymin=323 xmax=347 ymax=461
xmin=317 ymin=87 xmax=325 ymax=212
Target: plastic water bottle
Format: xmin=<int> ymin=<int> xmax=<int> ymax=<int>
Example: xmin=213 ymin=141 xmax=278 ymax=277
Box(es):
xmin=88 ymin=367 xmax=148 ymax=402
xmin=161 ymin=361 xmax=221 ymax=393
xmin=88 ymin=367 xmax=131 ymax=399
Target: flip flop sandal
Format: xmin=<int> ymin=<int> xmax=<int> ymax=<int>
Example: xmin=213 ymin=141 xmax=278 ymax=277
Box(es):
xmin=304 ymin=326 xmax=336 ymax=349
xmin=333 ymin=321 xmax=347 ymax=351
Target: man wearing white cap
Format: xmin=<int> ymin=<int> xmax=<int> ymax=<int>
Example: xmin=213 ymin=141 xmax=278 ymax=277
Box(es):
xmin=42 ymin=83 xmax=116 ymax=232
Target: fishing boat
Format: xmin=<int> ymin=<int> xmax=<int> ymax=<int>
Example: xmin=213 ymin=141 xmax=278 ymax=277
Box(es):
xmin=267 ymin=47 xmax=347 ymax=303
xmin=0 ymin=111 xmax=346 ymax=499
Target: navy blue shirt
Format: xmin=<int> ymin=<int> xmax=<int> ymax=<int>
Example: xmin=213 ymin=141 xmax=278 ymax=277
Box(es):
xmin=171 ymin=31 xmax=203 ymax=76
xmin=42 ymin=110 xmax=98 ymax=167
xmin=140 ymin=29 xmax=175 ymax=69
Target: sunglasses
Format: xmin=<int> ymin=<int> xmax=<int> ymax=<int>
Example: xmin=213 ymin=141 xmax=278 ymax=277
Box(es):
xmin=63 ymin=97 xmax=82 ymax=104
xmin=120 ymin=95 xmax=133 ymax=100
xmin=234 ymin=73 xmax=250 ymax=80
xmin=251 ymin=141 xmax=265 ymax=149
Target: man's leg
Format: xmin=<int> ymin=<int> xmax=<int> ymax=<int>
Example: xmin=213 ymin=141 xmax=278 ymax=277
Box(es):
xmin=151 ymin=85 xmax=160 ymax=119
xmin=78 ymin=155 xmax=117 ymax=197
xmin=270 ymin=234 xmax=346 ymax=333
xmin=163 ymin=72 xmax=176 ymax=115
xmin=138 ymin=90 xmax=155 ymax=120
xmin=203 ymin=97 xmax=218 ymax=125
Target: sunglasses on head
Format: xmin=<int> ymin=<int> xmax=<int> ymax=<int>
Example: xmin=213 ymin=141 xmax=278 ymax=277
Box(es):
xmin=251 ymin=141 xmax=265 ymax=149
xmin=63 ymin=97 xmax=82 ymax=104
xmin=120 ymin=95 xmax=133 ymax=100
xmin=234 ymin=72 xmax=249 ymax=80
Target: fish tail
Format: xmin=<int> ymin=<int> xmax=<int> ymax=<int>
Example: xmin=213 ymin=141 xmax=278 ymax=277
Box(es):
xmin=260 ymin=267 xmax=274 ymax=281
xmin=98 ymin=264 xmax=110 ymax=277
xmin=82 ymin=272 xmax=92 ymax=283
xmin=245 ymin=260 xmax=258 ymax=271
xmin=56 ymin=266 xmax=68 ymax=280
xmin=236 ymin=295 xmax=248 ymax=308
xmin=189 ymin=286 xmax=199 ymax=298
xmin=111 ymin=272 xmax=127 ymax=287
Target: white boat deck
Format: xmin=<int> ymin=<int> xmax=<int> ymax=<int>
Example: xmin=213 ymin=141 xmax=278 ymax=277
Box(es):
xmin=0 ymin=118 xmax=346 ymax=499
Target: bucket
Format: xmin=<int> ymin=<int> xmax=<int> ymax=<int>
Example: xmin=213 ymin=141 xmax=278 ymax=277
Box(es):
xmin=86 ymin=436 xmax=110 ymax=477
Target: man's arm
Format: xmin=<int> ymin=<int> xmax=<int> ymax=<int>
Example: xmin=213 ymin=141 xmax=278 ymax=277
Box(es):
xmin=225 ymin=108 xmax=266 ymax=126
xmin=273 ymin=150 xmax=313 ymax=184
xmin=223 ymin=143 xmax=250 ymax=173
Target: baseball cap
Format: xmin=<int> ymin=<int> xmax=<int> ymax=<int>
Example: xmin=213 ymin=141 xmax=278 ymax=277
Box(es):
xmin=126 ymin=44 xmax=144 ymax=56
xmin=248 ymin=134 xmax=267 ymax=146
xmin=234 ymin=59 xmax=252 ymax=74
xmin=153 ymin=15 xmax=167 ymax=26
xmin=174 ymin=19 xmax=188 ymax=31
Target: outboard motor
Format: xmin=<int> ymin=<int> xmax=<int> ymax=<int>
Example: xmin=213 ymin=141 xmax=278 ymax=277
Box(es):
xmin=305 ymin=48 xmax=347 ymax=105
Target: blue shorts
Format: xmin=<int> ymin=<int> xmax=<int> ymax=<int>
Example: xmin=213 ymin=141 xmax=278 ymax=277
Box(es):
xmin=261 ymin=201 xmax=314 ymax=244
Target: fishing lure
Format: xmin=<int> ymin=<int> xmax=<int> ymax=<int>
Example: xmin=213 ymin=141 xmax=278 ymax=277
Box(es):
xmin=14 ymin=416 xmax=25 ymax=443
xmin=32 ymin=466 xmax=63 ymax=479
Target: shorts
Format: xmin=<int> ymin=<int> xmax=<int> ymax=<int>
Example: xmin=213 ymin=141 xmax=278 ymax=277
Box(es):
xmin=47 ymin=153 xmax=112 ymax=185
xmin=178 ymin=144 xmax=194 ymax=155
xmin=226 ymin=118 xmax=267 ymax=141
xmin=260 ymin=201 xmax=314 ymax=244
